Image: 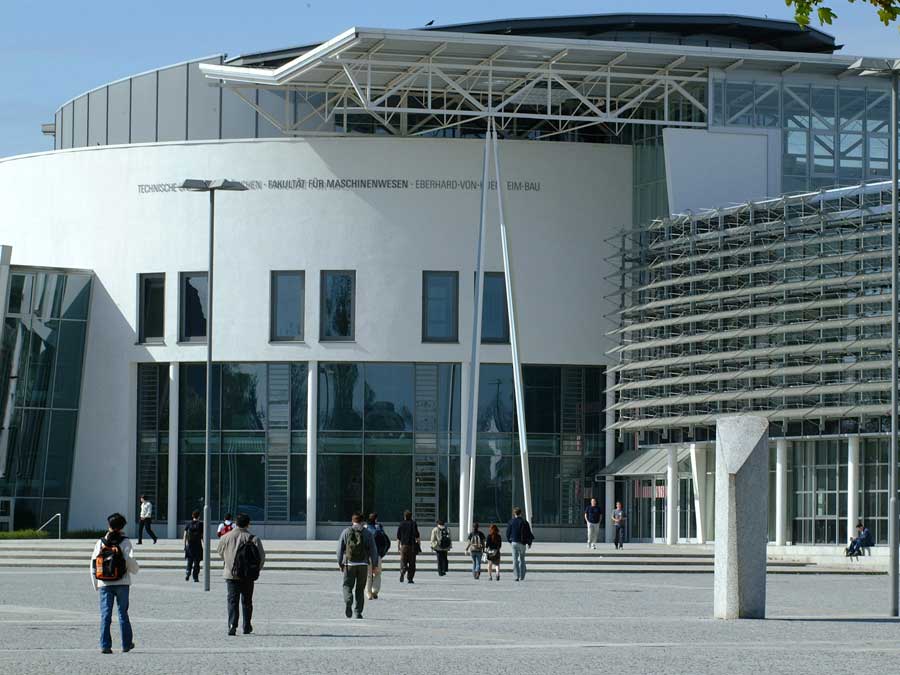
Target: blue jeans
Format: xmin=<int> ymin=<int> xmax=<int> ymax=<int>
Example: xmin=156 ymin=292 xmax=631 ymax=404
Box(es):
xmin=99 ymin=585 xmax=132 ymax=650
xmin=511 ymin=542 xmax=527 ymax=580
xmin=471 ymin=552 xmax=482 ymax=574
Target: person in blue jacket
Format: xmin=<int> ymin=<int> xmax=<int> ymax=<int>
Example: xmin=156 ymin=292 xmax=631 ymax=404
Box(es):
xmin=846 ymin=520 xmax=873 ymax=557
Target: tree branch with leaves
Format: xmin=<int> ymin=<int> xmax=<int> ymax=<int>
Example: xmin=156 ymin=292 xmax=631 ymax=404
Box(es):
xmin=786 ymin=0 xmax=900 ymax=27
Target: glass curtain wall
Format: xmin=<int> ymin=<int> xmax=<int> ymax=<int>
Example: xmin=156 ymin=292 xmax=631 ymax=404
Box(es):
xmin=0 ymin=270 xmax=92 ymax=530
xmin=136 ymin=363 xmax=169 ymax=522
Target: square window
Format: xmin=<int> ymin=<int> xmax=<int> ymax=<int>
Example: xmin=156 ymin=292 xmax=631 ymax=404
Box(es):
xmin=180 ymin=272 xmax=208 ymax=342
xmin=270 ymin=271 xmax=304 ymax=342
xmin=422 ymin=271 xmax=458 ymax=342
xmin=138 ymin=274 xmax=165 ymax=343
xmin=320 ymin=271 xmax=355 ymax=341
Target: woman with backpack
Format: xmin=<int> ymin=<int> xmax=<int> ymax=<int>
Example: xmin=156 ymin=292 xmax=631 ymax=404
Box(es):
xmin=430 ymin=519 xmax=452 ymax=577
xmin=465 ymin=522 xmax=486 ymax=579
xmin=485 ymin=524 xmax=502 ymax=581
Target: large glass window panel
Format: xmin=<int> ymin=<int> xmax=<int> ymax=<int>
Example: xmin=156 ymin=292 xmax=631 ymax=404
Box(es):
xmin=364 ymin=433 xmax=414 ymax=454
xmin=522 ymin=366 xmax=560 ymax=434
xmin=839 ymin=134 xmax=864 ymax=178
xmin=838 ymin=88 xmax=865 ymax=133
xmin=481 ymin=273 xmax=509 ymax=343
xmin=725 ymin=82 xmax=754 ymax=126
xmin=364 ymin=363 xmax=414 ymax=432
xmin=811 ymin=87 xmax=836 ymax=131
xmin=783 ymin=130 xmax=809 ymax=176
xmin=529 ymin=456 xmax=560 ymax=525
xmin=320 ymin=271 xmax=355 ymax=341
xmin=364 ymin=455 xmax=412 ymax=521
xmin=317 ymin=454 xmax=362 ymax=522
xmin=51 ymin=321 xmax=86 ymax=409
xmin=289 ymin=455 xmax=307 ymax=521
xmin=784 ymin=85 xmax=811 ymax=130
xmin=220 ymin=454 xmax=265 ymax=521
xmin=59 ymin=275 xmax=91 ymax=320
xmin=866 ymin=90 xmax=889 ymax=136
xmin=869 ymin=137 xmax=889 ymax=177
xmin=35 ymin=273 xmax=66 ymax=320
xmin=24 ymin=319 xmax=58 ymax=408
xmin=179 ymin=454 xmax=219 ymax=521
xmin=473 ymin=448 xmax=513 ymax=525
xmin=220 ymin=363 xmax=267 ymax=430
xmin=812 ymin=133 xmax=836 ymax=175
xmin=478 ymin=364 xmax=515 ymax=433
xmin=139 ymin=274 xmax=165 ymax=343
xmin=42 ymin=410 xmax=77 ymax=498
xmin=754 ymin=83 xmax=780 ymax=128
xmin=318 ymin=363 xmax=363 ymax=431
xmin=10 ymin=409 xmax=50 ymax=498
xmin=180 ymin=273 xmax=208 ymax=342
xmin=270 ymin=271 xmax=304 ymax=342
xmin=7 ymin=274 xmax=32 ymax=315
xmin=179 ymin=363 xmax=208 ymax=431
xmin=436 ymin=364 xmax=461 ymax=435
xmin=422 ymin=271 xmax=459 ymax=342
xmin=290 ymin=363 xmax=309 ymax=431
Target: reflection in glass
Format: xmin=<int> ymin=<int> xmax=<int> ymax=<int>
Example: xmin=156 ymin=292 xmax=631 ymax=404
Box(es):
xmin=481 ymin=273 xmax=509 ymax=343
xmin=477 ymin=364 xmax=515 ymax=432
xmin=139 ymin=274 xmax=165 ymax=342
xmin=317 ymin=454 xmax=362 ymax=521
xmin=320 ymin=271 xmax=355 ymax=340
xmin=364 ymin=363 xmax=414 ymax=432
xmin=318 ymin=363 xmax=363 ymax=430
xmin=221 ymin=363 xmax=267 ymax=430
xmin=423 ymin=271 xmax=458 ymax=342
xmin=271 ymin=271 xmax=304 ymax=341
xmin=364 ymin=455 xmax=412 ymax=521
xmin=181 ymin=273 xmax=208 ymax=340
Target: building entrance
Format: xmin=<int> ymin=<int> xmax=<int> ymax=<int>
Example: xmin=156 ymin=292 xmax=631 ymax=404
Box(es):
xmin=627 ymin=478 xmax=667 ymax=542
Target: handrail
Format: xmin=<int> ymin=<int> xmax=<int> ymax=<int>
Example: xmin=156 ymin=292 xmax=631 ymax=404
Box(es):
xmin=37 ymin=513 xmax=62 ymax=540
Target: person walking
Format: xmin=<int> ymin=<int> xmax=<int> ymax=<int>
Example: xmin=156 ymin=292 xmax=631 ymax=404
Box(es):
xmin=612 ymin=501 xmax=627 ymax=550
xmin=430 ymin=519 xmax=452 ymax=576
xmin=584 ymin=498 xmax=602 ymax=549
xmin=396 ymin=510 xmax=420 ymax=584
xmin=365 ymin=512 xmax=390 ymax=600
xmin=91 ymin=512 xmax=139 ymax=654
xmin=183 ymin=510 xmax=203 ymax=582
xmin=338 ymin=512 xmax=379 ymax=619
xmin=216 ymin=513 xmax=265 ymax=636
xmin=217 ymin=513 xmax=234 ymax=538
xmin=137 ymin=495 xmax=157 ymax=545
xmin=506 ymin=507 xmax=534 ymax=582
xmin=465 ymin=522 xmax=486 ymax=579
xmin=485 ymin=524 xmax=502 ymax=581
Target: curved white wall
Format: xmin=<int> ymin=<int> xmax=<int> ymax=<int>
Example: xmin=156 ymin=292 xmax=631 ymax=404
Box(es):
xmin=0 ymin=136 xmax=632 ymax=527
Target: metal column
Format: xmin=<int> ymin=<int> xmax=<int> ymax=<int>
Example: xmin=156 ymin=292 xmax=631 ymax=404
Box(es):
xmin=604 ymin=368 xmax=616 ymax=543
xmin=166 ymin=363 xmax=179 ymax=539
xmin=890 ymin=70 xmax=898 ymax=617
xmin=847 ymin=436 xmax=860 ymax=547
xmin=306 ymin=361 xmax=318 ymax=540
xmin=203 ymin=190 xmax=215 ymax=592
xmin=775 ymin=439 xmax=788 ymax=547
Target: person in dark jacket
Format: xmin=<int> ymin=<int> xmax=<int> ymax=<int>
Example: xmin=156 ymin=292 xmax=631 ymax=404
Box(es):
xmin=337 ymin=512 xmax=379 ymax=619
xmin=847 ymin=520 xmax=874 ymax=557
xmin=430 ymin=519 xmax=452 ymax=576
xmin=485 ymin=524 xmax=502 ymax=581
xmin=506 ymin=507 xmax=534 ymax=582
xmin=466 ymin=522 xmax=486 ymax=579
xmin=396 ymin=510 xmax=420 ymax=584
xmin=183 ymin=510 xmax=203 ymax=582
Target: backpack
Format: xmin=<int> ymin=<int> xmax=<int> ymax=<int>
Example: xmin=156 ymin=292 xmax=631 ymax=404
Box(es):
xmin=218 ymin=522 xmax=233 ymax=538
xmin=373 ymin=525 xmax=390 ymax=558
xmin=231 ymin=534 xmax=262 ymax=581
xmin=186 ymin=520 xmax=203 ymax=544
xmin=94 ymin=536 xmax=128 ymax=582
xmin=521 ymin=520 xmax=535 ymax=546
xmin=468 ymin=531 xmax=484 ymax=552
xmin=346 ymin=528 xmax=367 ymax=564
xmin=439 ymin=527 xmax=452 ymax=550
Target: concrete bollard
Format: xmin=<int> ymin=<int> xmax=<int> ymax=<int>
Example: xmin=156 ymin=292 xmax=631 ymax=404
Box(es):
xmin=714 ymin=415 xmax=769 ymax=619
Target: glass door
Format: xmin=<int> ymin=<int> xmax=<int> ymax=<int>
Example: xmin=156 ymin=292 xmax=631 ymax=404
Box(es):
xmin=653 ymin=478 xmax=666 ymax=543
xmin=678 ymin=477 xmax=696 ymax=542
xmin=628 ymin=478 xmax=654 ymax=541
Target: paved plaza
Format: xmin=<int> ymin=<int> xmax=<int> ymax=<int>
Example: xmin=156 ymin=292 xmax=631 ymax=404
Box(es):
xmin=1 ymin=565 xmax=898 ymax=674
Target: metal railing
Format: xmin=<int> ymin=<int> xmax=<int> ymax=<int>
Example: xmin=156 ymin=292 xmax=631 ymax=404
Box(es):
xmin=37 ymin=513 xmax=62 ymax=540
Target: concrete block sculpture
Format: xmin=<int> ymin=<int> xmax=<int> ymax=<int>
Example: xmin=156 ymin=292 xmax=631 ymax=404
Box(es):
xmin=714 ymin=415 xmax=769 ymax=619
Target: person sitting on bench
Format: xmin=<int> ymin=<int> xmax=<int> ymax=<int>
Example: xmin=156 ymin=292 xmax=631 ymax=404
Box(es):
xmin=846 ymin=520 xmax=873 ymax=557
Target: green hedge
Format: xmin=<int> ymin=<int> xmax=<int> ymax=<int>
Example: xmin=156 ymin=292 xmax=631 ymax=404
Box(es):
xmin=0 ymin=529 xmax=49 ymax=540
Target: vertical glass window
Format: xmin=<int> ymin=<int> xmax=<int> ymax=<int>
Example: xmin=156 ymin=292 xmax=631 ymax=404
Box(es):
xmin=422 ymin=271 xmax=459 ymax=342
xmin=270 ymin=271 xmax=304 ymax=342
xmin=180 ymin=273 xmax=208 ymax=342
xmin=139 ymin=274 xmax=165 ymax=343
xmin=320 ymin=271 xmax=355 ymax=341
xmin=481 ymin=272 xmax=510 ymax=344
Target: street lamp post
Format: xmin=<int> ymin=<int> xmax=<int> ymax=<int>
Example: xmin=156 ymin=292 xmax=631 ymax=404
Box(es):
xmin=847 ymin=58 xmax=900 ymax=616
xmin=181 ymin=179 xmax=247 ymax=592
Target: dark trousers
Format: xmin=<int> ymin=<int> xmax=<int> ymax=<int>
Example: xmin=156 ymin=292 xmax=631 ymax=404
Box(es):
xmin=614 ymin=525 xmax=626 ymax=548
xmin=138 ymin=518 xmax=157 ymax=544
xmin=342 ymin=565 xmax=367 ymax=615
xmin=436 ymin=550 xmax=449 ymax=575
xmin=399 ymin=544 xmax=417 ymax=581
xmin=185 ymin=550 xmax=201 ymax=580
xmin=226 ymin=579 xmax=254 ymax=631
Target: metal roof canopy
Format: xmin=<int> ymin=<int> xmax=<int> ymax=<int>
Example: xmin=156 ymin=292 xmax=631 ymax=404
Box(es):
xmin=200 ymin=27 xmax=864 ymax=138
xmin=600 ymin=446 xmax=692 ymax=476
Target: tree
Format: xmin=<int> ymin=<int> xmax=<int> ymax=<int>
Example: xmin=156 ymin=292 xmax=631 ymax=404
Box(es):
xmin=786 ymin=0 xmax=900 ymax=27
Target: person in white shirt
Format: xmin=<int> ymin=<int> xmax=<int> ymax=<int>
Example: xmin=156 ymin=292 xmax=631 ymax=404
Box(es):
xmin=137 ymin=495 xmax=158 ymax=544
xmin=217 ymin=513 xmax=235 ymax=538
xmin=90 ymin=512 xmax=140 ymax=654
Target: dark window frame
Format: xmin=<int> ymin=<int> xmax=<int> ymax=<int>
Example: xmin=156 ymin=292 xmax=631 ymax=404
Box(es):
xmin=319 ymin=270 xmax=356 ymax=342
xmin=270 ymin=270 xmax=305 ymax=343
xmin=179 ymin=271 xmax=208 ymax=343
xmin=480 ymin=271 xmax=510 ymax=344
xmin=138 ymin=273 xmax=165 ymax=344
xmin=422 ymin=271 xmax=459 ymax=343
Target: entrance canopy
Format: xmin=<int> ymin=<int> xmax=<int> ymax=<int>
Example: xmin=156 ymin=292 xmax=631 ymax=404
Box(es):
xmin=199 ymin=27 xmax=859 ymax=138
xmin=600 ymin=446 xmax=692 ymax=477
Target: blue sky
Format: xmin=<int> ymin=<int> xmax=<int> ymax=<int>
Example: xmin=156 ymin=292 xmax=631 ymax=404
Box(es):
xmin=1 ymin=0 xmax=898 ymax=158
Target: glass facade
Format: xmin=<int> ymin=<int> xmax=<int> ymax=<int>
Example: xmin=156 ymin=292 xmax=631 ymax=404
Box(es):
xmin=136 ymin=363 xmax=169 ymax=521
xmin=180 ymin=273 xmax=208 ymax=342
xmin=481 ymin=273 xmax=509 ymax=344
xmin=422 ymin=271 xmax=458 ymax=343
xmin=0 ymin=270 xmax=92 ymax=530
xmin=270 ymin=271 xmax=304 ymax=342
xmin=320 ymin=271 xmax=355 ymax=341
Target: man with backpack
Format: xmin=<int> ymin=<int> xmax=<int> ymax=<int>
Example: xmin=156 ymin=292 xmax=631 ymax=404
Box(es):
xmin=430 ymin=519 xmax=453 ymax=576
xmin=216 ymin=513 xmax=265 ymax=636
xmin=183 ymin=510 xmax=203 ymax=582
xmin=365 ymin=512 xmax=390 ymax=600
xmin=506 ymin=506 xmax=534 ymax=582
xmin=337 ymin=512 xmax=379 ymax=619
xmin=90 ymin=512 xmax=139 ymax=654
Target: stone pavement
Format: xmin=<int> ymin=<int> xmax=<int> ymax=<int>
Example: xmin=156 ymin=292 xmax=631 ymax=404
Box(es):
xmin=1 ymin=566 xmax=898 ymax=674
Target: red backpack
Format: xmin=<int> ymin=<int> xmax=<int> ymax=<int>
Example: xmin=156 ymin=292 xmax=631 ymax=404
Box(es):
xmin=94 ymin=537 xmax=127 ymax=581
